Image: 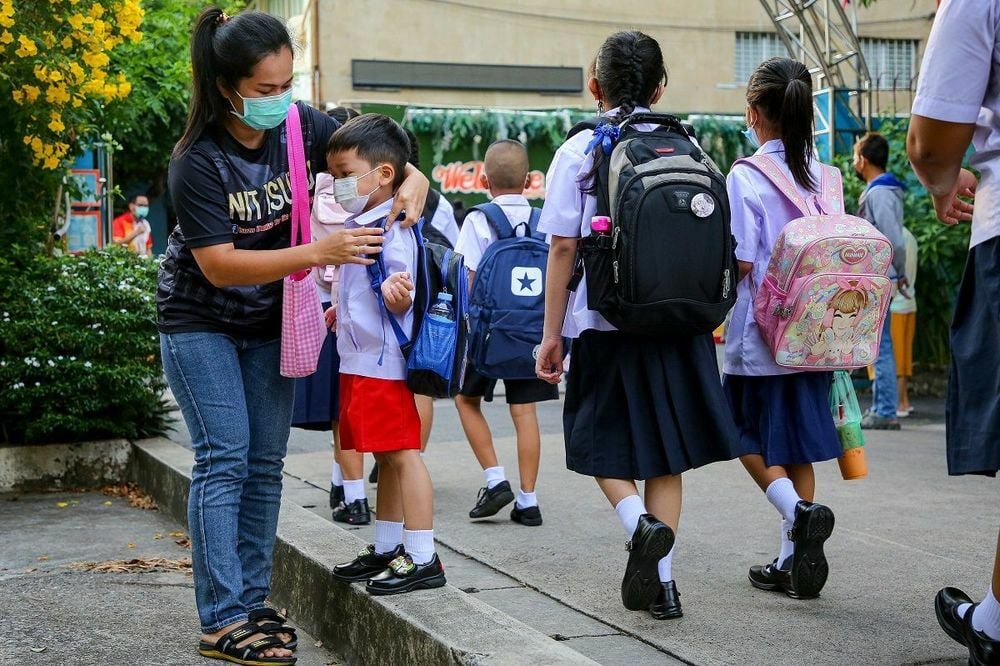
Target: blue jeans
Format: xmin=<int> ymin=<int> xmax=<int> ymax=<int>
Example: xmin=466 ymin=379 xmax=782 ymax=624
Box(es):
xmin=871 ymin=311 xmax=899 ymax=418
xmin=161 ymin=332 xmax=294 ymax=633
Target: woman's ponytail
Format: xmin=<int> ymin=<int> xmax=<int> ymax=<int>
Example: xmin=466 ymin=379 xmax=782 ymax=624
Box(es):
xmin=174 ymin=8 xmax=226 ymax=157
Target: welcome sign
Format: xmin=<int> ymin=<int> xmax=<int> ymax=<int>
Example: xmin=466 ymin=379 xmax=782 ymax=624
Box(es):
xmin=431 ymin=160 xmax=546 ymax=200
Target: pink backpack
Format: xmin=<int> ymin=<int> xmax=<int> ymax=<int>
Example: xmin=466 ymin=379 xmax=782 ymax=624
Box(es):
xmin=734 ymin=154 xmax=894 ymax=371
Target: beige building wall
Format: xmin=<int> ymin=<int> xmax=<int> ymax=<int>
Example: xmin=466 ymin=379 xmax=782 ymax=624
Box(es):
xmin=307 ymin=0 xmax=936 ymax=115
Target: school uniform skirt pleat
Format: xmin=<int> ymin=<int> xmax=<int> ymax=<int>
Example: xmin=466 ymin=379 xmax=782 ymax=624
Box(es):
xmin=723 ymin=372 xmax=841 ymax=467
xmin=946 ymin=236 xmax=1000 ymax=477
xmin=291 ymin=322 xmax=341 ymax=431
xmin=563 ymin=330 xmax=746 ymax=480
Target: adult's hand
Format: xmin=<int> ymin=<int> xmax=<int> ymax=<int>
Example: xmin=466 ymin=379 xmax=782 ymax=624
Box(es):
xmin=931 ymin=168 xmax=977 ymax=226
xmin=387 ymin=163 xmax=429 ymax=230
xmin=313 ymin=227 xmax=384 ymax=266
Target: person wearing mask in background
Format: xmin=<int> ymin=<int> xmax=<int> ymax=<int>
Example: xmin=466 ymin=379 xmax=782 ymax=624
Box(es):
xmin=113 ymin=192 xmax=153 ymax=256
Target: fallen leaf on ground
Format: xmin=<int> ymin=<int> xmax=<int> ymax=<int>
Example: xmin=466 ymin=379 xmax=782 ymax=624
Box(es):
xmin=153 ymin=533 xmax=163 ymax=540
xmin=69 ymin=557 xmax=192 ymax=574
xmin=37 ymin=555 xmax=49 ymax=561
xmin=24 ymin=567 xmax=37 ymax=573
xmin=100 ymin=483 xmax=158 ymax=511
xmin=314 ymin=640 xmax=323 ymax=648
xmin=174 ymin=537 xmax=191 ymax=549
xmin=127 ymin=543 xmax=136 ymax=549
xmin=56 ymin=502 xmax=68 ymax=508
xmin=168 ymin=531 xmax=185 ymax=538
xmin=103 ymin=501 xmax=113 ymax=506
xmin=29 ymin=647 xmax=46 ymax=653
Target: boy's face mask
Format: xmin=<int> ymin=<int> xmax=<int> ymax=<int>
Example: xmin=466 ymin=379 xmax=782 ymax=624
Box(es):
xmin=229 ymin=89 xmax=292 ymax=131
xmin=333 ymin=167 xmax=380 ymax=214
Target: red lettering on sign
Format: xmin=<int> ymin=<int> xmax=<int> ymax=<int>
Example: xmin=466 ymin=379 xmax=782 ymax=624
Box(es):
xmin=432 ymin=161 xmax=546 ymax=200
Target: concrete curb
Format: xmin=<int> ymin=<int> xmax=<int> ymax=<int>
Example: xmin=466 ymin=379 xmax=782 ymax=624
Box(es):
xmin=129 ymin=438 xmax=596 ymax=666
xmin=0 ymin=439 xmax=131 ymax=492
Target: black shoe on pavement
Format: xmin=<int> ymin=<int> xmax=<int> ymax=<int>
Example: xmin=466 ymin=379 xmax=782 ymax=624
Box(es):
xmin=332 ymin=544 xmax=404 ymax=582
xmin=329 ymin=483 xmax=344 ymax=510
xmin=748 ymin=558 xmax=797 ymax=597
xmin=935 ymin=587 xmax=1000 ymax=665
xmin=366 ymin=553 xmax=447 ymax=596
xmin=649 ymin=580 xmax=683 ymax=619
xmin=332 ymin=498 xmax=371 ymax=526
xmin=469 ymin=480 xmax=514 ymax=519
xmin=621 ymin=514 xmax=674 ymax=611
xmin=510 ymin=504 xmax=543 ymax=527
xmin=368 ymin=462 xmax=379 ymax=484
xmin=788 ymin=500 xmax=835 ymax=599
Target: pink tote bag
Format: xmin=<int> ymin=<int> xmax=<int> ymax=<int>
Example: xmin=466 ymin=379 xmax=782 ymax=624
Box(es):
xmin=280 ymin=104 xmax=327 ymax=378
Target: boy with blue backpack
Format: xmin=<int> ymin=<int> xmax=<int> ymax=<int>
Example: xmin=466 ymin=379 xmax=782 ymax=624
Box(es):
xmin=455 ymin=140 xmax=558 ymax=527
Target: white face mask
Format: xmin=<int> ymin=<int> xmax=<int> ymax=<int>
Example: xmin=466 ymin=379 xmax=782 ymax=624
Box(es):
xmin=333 ymin=167 xmax=379 ymax=214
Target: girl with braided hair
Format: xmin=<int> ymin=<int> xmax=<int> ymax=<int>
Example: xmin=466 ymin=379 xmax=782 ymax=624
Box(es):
xmin=535 ymin=31 xmax=746 ymax=621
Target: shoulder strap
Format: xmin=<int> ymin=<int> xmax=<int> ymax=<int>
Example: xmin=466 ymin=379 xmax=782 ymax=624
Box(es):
xmin=365 ymin=216 xmax=418 ymax=360
xmin=471 ymin=203 xmax=516 ymax=240
xmin=527 ymin=207 xmax=542 ymax=238
xmin=285 ymin=104 xmax=310 ymax=248
xmin=734 ymin=154 xmax=845 ymax=217
xmin=817 ymin=163 xmax=845 ymax=214
xmin=422 ymin=188 xmax=441 ymax=223
xmin=566 ymin=117 xmax=600 ymax=140
xmin=733 ymin=154 xmax=811 ymax=216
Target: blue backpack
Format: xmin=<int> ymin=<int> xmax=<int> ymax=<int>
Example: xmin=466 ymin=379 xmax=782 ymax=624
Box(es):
xmin=368 ymin=218 xmax=470 ymax=398
xmin=467 ymin=203 xmax=548 ymax=380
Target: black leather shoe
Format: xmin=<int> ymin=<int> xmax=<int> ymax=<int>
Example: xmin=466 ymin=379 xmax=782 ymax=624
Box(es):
xmin=510 ymin=504 xmax=543 ymax=527
xmin=332 ymin=498 xmax=371 ymax=526
xmin=329 ymin=483 xmax=344 ymax=510
xmin=936 ymin=587 xmax=1000 ymax=665
xmin=621 ymin=514 xmax=674 ymax=611
xmin=368 ymin=462 xmax=379 ymax=484
xmin=332 ymin=544 xmax=404 ymax=582
xmin=469 ymin=481 xmax=514 ymax=519
xmin=788 ymin=500 xmax=835 ymax=599
xmin=649 ymin=580 xmax=682 ymax=619
xmin=366 ymin=553 xmax=447 ymax=596
xmin=748 ymin=559 xmax=797 ymax=597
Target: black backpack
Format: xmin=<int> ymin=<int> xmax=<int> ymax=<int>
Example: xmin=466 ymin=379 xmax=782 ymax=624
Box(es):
xmin=420 ymin=189 xmax=454 ymax=249
xmin=567 ymin=113 xmax=737 ymax=337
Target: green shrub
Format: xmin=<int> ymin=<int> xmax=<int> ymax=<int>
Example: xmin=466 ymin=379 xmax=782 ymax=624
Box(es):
xmin=0 ymin=246 xmax=169 ymax=444
xmin=837 ymin=117 xmax=972 ymax=368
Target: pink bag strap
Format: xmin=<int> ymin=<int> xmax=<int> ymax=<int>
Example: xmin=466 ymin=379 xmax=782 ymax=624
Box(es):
xmin=285 ymin=103 xmax=311 ymax=249
xmin=734 ymin=153 xmax=844 ymax=216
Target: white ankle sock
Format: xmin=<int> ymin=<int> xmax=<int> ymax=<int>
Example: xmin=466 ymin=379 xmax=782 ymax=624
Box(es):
xmin=331 ymin=462 xmax=343 ymax=486
xmin=777 ymin=519 xmax=794 ymax=568
xmin=765 ymin=477 xmax=802 ymax=523
xmin=403 ymin=529 xmax=435 ymax=565
xmin=614 ymin=494 xmax=646 ymax=539
xmin=343 ymin=479 xmax=366 ymax=504
xmin=658 ymin=547 xmax=674 ymax=583
xmin=971 ymin=587 xmax=1000 ymax=640
xmin=516 ymin=489 xmax=538 ymax=509
xmin=373 ymin=520 xmax=403 ymax=555
xmin=484 ymin=466 xmax=506 ymax=489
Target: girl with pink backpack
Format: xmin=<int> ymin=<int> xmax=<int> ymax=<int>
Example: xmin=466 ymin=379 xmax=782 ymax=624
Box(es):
xmin=723 ymin=57 xmax=862 ymax=601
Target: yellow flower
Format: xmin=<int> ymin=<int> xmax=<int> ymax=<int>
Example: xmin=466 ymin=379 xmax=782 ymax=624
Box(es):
xmin=11 ymin=89 xmax=23 ymax=104
xmin=60 ymin=35 xmax=72 ymax=49
xmin=22 ymin=134 xmax=32 ymax=146
xmin=48 ymin=111 xmax=64 ymax=132
xmin=30 ymin=137 xmax=42 ymax=153
xmin=82 ymin=50 xmax=109 ymax=69
xmin=47 ymin=68 xmax=63 ymax=82
xmin=0 ymin=15 xmax=12 ymax=29
xmin=68 ymin=62 xmax=84 ymax=83
xmin=15 ymin=34 xmax=36 ymax=57
xmin=45 ymin=83 xmax=70 ymax=105
xmin=0 ymin=30 xmax=12 ymax=44
xmin=22 ymin=84 xmax=39 ymax=103
xmin=71 ymin=96 xmax=82 ymax=108
xmin=117 ymin=80 xmax=132 ymax=97
xmin=89 ymin=3 xmax=104 ymax=19
xmin=41 ymin=30 xmax=55 ymax=48
xmin=33 ymin=64 xmax=47 ymax=81
xmin=67 ymin=14 xmax=84 ymax=31
xmin=43 ymin=156 xmax=59 ymax=170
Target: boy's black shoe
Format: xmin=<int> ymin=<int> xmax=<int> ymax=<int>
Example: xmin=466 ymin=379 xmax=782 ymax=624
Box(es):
xmin=329 ymin=483 xmax=344 ymax=510
xmin=649 ymin=580 xmax=682 ymax=619
xmin=368 ymin=462 xmax=379 ymax=484
xmin=469 ymin=480 xmax=515 ymax=519
xmin=935 ymin=587 xmax=1000 ymax=666
xmin=788 ymin=500 xmax=835 ymax=599
xmin=332 ymin=544 xmax=404 ymax=582
xmin=621 ymin=514 xmax=674 ymax=611
xmin=366 ymin=554 xmax=447 ymax=596
xmin=332 ymin=498 xmax=371 ymax=526
xmin=748 ymin=558 xmax=799 ymax=597
xmin=510 ymin=504 xmax=543 ymax=527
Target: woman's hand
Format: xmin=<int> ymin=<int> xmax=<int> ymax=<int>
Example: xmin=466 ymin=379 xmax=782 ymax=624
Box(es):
xmin=387 ymin=163 xmax=429 ymax=230
xmin=313 ymin=227 xmax=385 ymax=266
xmin=535 ymin=335 xmax=565 ymax=385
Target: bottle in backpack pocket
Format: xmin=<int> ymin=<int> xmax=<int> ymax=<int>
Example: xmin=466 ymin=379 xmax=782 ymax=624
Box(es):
xmin=428 ymin=292 xmax=455 ymax=322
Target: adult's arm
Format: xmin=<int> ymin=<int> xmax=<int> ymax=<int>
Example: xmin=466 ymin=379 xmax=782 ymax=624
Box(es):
xmin=386 ymin=163 xmax=429 ymax=229
xmin=906 ymin=117 xmax=977 ymax=225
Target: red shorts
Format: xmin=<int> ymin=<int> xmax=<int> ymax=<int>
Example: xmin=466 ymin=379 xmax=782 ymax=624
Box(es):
xmin=339 ymin=374 xmax=421 ymax=453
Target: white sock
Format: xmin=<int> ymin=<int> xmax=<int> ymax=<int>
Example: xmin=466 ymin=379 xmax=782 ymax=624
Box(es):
xmin=373 ymin=520 xmax=403 ymax=555
xmin=403 ymin=529 xmax=435 ymax=565
xmin=777 ymin=519 xmax=794 ymax=568
xmin=965 ymin=587 xmax=1000 ymax=640
xmin=331 ymin=462 xmax=343 ymax=486
xmin=658 ymin=548 xmax=674 ymax=583
xmin=343 ymin=479 xmax=366 ymax=504
xmin=484 ymin=466 xmax=506 ymax=489
xmin=765 ymin=477 xmax=802 ymax=523
xmin=614 ymin=494 xmax=646 ymax=539
xmin=516 ymin=489 xmax=538 ymax=509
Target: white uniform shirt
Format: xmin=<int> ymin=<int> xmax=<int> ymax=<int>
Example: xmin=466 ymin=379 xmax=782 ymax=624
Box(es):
xmin=428 ymin=192 xmax=460 ymax=247
xmin=454 ymin=194 xmax=535 ymax=272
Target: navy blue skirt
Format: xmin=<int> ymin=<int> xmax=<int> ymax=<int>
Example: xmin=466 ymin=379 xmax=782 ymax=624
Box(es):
xmin=563 ymin=330 xmax=746 ymax=480
xmin=723 ymin=372 xmax=841 ymax=467
xmin=291 ymin=311 xmax=340 ymax=432
xmin=946 ymin=236 xmax=1000 ymax=477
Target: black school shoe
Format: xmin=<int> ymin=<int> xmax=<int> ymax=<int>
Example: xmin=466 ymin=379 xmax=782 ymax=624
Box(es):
xmin=469 ymin=480 xmax=515 ymax=519
xmin=621 ymin=514 xmax=675 ymax=611
xmin=366 ymin=553 xmax=447 ymax=596
xmin=329 ymin=483 xmax=344 ymax=510
xmin=510 ymin=504 xmax=543 ymax=527
xmin=935 ymin=587 xmax=1000 ymax=666
xmin=649 ymin=580 xmax=682 ymax=620
xmin=332 ymin=498 xmax=371 ymax=526
xmin=332 ymin=543 xmax=404 ymax=582
xmin=788 ymin=500 xmax=835 ymax=599
xmin=748 ymin=558 xmax=798 ymax=598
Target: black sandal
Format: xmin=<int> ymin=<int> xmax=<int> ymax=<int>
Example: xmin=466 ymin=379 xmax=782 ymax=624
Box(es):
xmin=197 ymin=622 xmax=296 ymax=665
xmin=248 ymin=608 xmax=298 ymax=650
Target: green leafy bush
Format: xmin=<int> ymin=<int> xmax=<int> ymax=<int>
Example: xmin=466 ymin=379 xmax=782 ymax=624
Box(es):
xmin=0 ymin=246 xmax=169 ymax=444
xmin=837 ymin=117 xmax=972 ymax=367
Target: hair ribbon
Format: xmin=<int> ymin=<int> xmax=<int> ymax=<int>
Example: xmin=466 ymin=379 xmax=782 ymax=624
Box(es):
xmin=585 ymin=122 xmax=620 ymax=156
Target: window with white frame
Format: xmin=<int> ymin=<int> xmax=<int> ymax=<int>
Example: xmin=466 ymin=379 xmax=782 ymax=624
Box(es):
xmin=860 ymin=38 xmax=917 ymax=89
xmin=734 ymin=32 xmax=787 ymax=84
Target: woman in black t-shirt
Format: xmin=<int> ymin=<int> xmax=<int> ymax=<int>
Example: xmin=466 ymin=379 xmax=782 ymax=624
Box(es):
xmin=158 ymin=9 xmax=428 ymax=664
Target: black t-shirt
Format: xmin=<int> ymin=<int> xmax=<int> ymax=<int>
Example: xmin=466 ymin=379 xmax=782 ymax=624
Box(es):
xmin=157 ymin=102 xmax=337 ymax=337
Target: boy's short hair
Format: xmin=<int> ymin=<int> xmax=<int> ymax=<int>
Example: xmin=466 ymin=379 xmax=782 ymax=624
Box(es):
xmin=484 ymin=139 xmax=529 ymax=191
xmin=327 ymin=114 xmax=410 ymax=189
xmin=856 ymin=132 xmax=889 ymax=171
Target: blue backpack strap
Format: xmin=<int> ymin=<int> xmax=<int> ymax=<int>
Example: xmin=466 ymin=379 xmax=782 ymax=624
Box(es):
xmin=471 ymin=203 xmax=516 ymax=240
xmin=526 ymin=207 xmax=543 ymax=240
xmin=365 ymin=216 xmax=414 ymax=362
